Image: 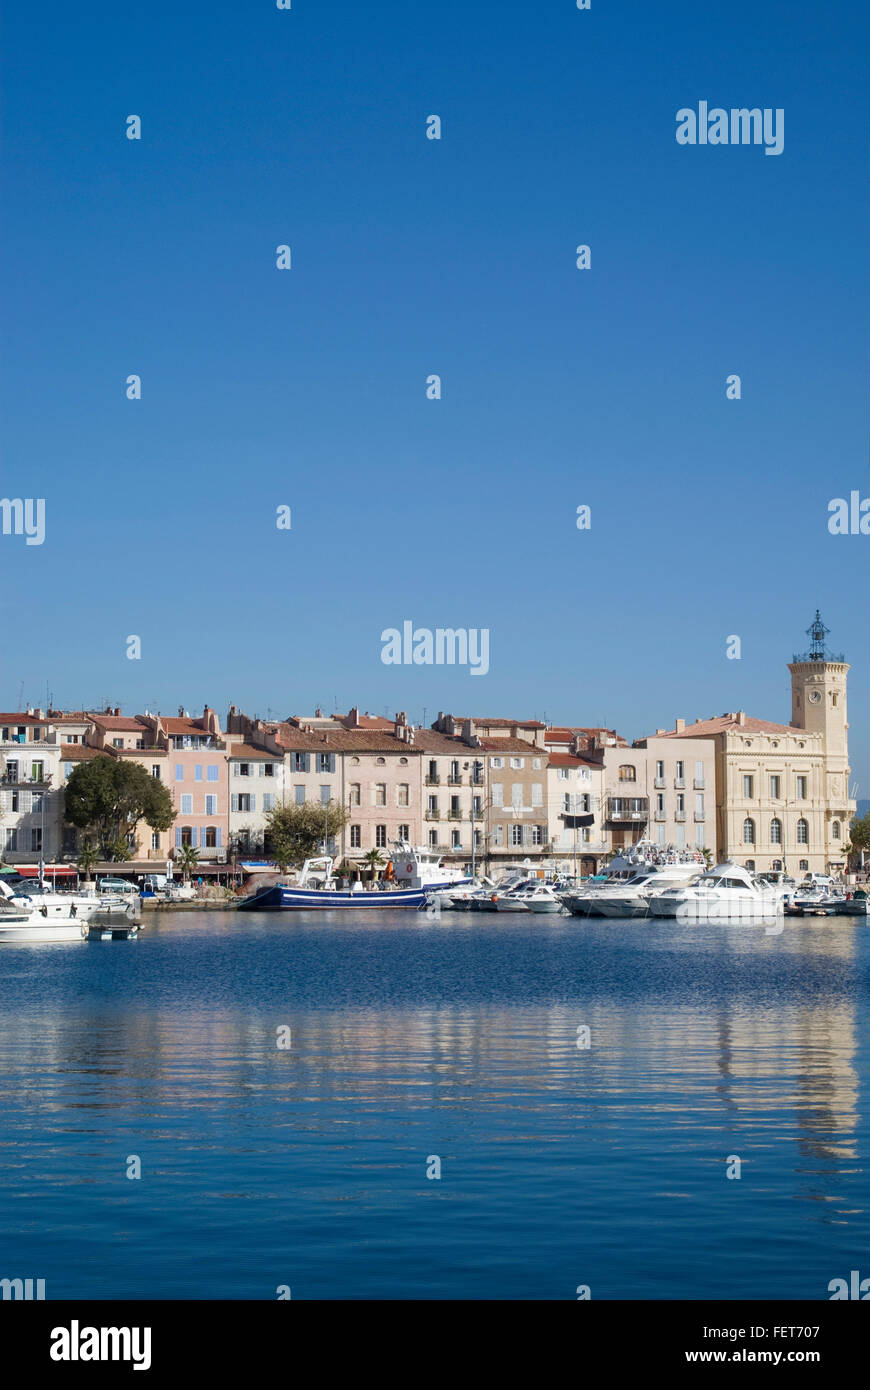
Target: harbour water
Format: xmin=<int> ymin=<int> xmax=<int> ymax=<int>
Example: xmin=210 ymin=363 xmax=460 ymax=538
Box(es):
xmin=0 ymin=909 xmax=867 ymax=1300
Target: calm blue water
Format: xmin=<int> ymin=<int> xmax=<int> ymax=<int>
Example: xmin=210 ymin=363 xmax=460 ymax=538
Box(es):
xmin=0 ymin=908 xmax=867 ymax=1300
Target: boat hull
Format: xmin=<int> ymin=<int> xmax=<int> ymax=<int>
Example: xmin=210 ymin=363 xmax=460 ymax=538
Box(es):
xmin=0 ymin=920 xmax=86 ymax=942
xmin=239 ymin=882 xmax=457 ymax=910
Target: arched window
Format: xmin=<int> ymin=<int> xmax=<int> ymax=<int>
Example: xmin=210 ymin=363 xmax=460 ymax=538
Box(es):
xmin=799 ymin=859 xmax=809 ymax=872
xmin=180 ymin=826 xmax=192 ymax=846
xmin=618 ymin=765 xmax=636 ymax=782
xmin=770 ymin=818 xmax=782 ymax=845
xmin=832 ymin=820 xmax=840 ymax=840
xmin=745 ymin=859 xmax=756 ymax=871
xmin=797 ymin=818 xmax=809 ymax=844
xmin=743 ymin=818 xmax=755 ymax=845
xmin=772 ymin=859 xmax=783 ymax=872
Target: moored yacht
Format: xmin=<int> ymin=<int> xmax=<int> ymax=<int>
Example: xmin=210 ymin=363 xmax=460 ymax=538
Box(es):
xmin=594 ymin=862 xmax=704 ymax=918
xmin=0 ymin=879 xmax=88 ymax=942
xmin=560 ymin=843 xmax=704 ymax=917
xmin=646 ymin=862 xmax=786 ymax=920
xmin=239 ymin=841 xmax=471 ymax=910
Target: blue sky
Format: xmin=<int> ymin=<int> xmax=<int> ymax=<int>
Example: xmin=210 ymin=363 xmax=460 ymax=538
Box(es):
xmin=2 ymin=1 xmax=868 ymax=786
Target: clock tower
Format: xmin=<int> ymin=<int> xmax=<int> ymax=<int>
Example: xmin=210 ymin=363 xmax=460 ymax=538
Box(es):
xmin=788 ymin=611 xmax=854 ymax=857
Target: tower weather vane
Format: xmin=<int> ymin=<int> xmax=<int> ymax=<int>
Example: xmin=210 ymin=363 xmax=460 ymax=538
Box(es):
xmin=793 ymin=610 xmax=845 ymax=664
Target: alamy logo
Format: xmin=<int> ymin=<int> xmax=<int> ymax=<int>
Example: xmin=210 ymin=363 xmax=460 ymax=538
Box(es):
xmin=50 ymin=1320 xmax=152 ymax=1371
xmin=1 ymin=1276 xmax=45 ymax=1299
xmin=0 ymin=497 xmax=45 ymax=546
xmin=380 ymin=622 xmax=490 ymax=676
xmin=676 ymin=103 xmax=784 ymax=156
xmin=828 ymin=1270 xmax=870 ymax=1299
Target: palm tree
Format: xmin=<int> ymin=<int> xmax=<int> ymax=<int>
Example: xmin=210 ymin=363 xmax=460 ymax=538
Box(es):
xmin=176 ymin=843 xmax=199 ymax=885
xmin=362 ymin=848 xmax=384 ymax=883
xmin=77 ymin=840 xmax=99 ymax=883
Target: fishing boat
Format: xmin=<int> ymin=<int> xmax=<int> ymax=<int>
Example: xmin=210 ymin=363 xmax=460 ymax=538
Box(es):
xmin=239 ymin=841 xmax=471 ymax=911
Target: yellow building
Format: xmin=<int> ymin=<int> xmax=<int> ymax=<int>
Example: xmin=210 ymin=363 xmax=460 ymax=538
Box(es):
xmin=658 ymin=613 xmax=855 ymax=876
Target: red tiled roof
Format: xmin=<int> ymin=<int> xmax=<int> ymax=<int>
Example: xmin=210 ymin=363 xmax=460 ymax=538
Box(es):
xmin=476 ymin=737 xmax=547 ymax=753
xmin=471 ymin=717 xmax=546 ymax=729
xmin=227 ymin=744 xmax=275 ymax=760
xmin=0 ymin=712 xmax=43 ymax=725
xmin=161 ymin=717 xmax=211 ymax=735
xmin=548 ymin=752 xmax=599 ymax=768
xmin=61 ymin=744 xmax=117 ymax=760
xmin=657 ymin=714 xmax=800 ymax=739
xmin=91 ymin=715 xmax=148 ymax=732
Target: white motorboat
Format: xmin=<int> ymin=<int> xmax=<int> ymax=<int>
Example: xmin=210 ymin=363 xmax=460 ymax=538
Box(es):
xmin=493 ymin=879 xmax=539 ymax=912
xmin=561 ymin=843 xmax=705 ymax=917
xmin=594 ymin=862 xmax=704 ymax=918
xmin=0 ymin=873 xmax=100 ymax=941
xmin=424 ymin=877 xmax=497 ymax=911
xmin=646 ymin=862 xmax=786 ymax=920
xmin=523 ymin=884 xmax=565 ymax=914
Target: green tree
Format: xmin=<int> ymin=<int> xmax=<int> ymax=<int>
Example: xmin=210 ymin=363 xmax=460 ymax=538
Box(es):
xmin=64 ymin=756 xmax=175 ymax=859
xmin=362 ymin=848 xmax=384 ymax=882
xmin=264 ymin=800 xmax=349 ymax=870
xmin=76 ymin=839 xmax=99 ymax=881
xmin=176 ymin=843 xmax=199 ymax=884
xmin=850 ymin=812 xmax=870 ymax=856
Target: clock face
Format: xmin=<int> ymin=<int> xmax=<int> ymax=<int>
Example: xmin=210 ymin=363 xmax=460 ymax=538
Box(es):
xmin=809 ymin=690 xmax=822 ymax=704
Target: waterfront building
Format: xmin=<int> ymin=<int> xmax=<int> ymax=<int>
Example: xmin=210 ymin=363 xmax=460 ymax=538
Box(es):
xmin=606 ymin=736 xmax=718 ymax=858
xmin=546 ymin=752 xmax=607 ymax=872
xmin=654 ymin=613 xmax=855 ymax=876
xmin=0 ymin=709 xmax=63 ymax=864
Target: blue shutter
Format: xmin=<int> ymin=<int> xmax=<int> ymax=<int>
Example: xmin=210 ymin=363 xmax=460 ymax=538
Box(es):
xmin=231 ymin=794 xmax=238 ymax=812
xmin=249 ymin=794 xmax=256 ymax=812
xmin=190 ymin=828 xmax=198 ymax=848
xmin=216 ymin=828 xmax=222 ymax=848
xmin=175 ymin=828 xmax=182 ymax=848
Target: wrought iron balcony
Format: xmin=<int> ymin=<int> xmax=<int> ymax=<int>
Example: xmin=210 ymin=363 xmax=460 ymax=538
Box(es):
xmin=606 ymin=798 xmax=649 ymax=824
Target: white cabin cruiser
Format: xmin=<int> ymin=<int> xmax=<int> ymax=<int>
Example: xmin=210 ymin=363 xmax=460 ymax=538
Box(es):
xmin=0 ymin=877 xmax=89 ymax=942
xmin=646 ymin=862 xmax=786 ymax=920
xmin=594 ymin=862 xmax=704 ymax=918
xmin=522 ymin=884 xmax=565 ymax=914
xmin=561 ymin=843 xmax=704 ymax=917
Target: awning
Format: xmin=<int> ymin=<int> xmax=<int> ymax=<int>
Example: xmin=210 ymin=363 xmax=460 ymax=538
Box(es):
xmin=562 ymin=814 xmax=594 ymax=828
xmin=15 ymin=865 xmax=78 ymax=877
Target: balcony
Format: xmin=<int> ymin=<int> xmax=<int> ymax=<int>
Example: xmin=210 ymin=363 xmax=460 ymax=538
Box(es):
xmin=694 ymin=777 xmax=705 ymax=790
xmin=606 ymin=798 xmax=649 ymax=824
xmin=654 ymin=810 xmax=666 ymax=822
xmin=425 ymin=810 xmax=441 ymax=821
xmin=0 ymin=772 xmax=53 ymax=787
xmin=654 ymin=776 xmax=666 ymax=789
xmin=674 ymin=778 xmax=686 ymax=789
xmin=694 ymin=811 xmax=705 ymax=823
xmin=448 ymin=810 xmax=463 ymax=821
xmin=425 ymin=775 xmax=440 ymax=786
xmin=447 ymin=776 xmax=463 ymax=786
xmin=675 ymin=810 xmax=686 ymax=822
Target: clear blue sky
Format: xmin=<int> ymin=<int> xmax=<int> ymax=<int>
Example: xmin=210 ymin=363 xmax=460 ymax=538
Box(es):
xmin=2 ymin=1 xmax=868 ymax=788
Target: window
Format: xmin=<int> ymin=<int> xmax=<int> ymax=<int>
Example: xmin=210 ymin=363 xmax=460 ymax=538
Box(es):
xmin=510 ymin=757 xmax=524 ymax=769
xmin=350 ymin=783 xmax=361 ymax=806
xmin=151 ymin=833 xmax=160 ymax=850
xmin=493 ymin=825 xmax=504 ymax=846
xmin=771 ymin=859 xmax=782 ymax=872
xmin=263 ymin=763 xmax=275 ymax=777
xmin=294 ymin=785 xmax=305 ymax=805
xmin=5 ymin=828 xmax=17 ymax=850
xmin=695 ymin=793 xmax=704 ymax=816
xmin=695 ymin=826 xmax=704 ymax=849
xmin=796 ymin=776 xmax=807 ymax=799
xmin=832 ymin=820 xmax=841 ymax=840
xmin=195 ymin=765 xmax=203 ymax=781
xmin=112 ymin=738 xmax=123 ymax=749
xmin=317 ymin=753 xmax=335 ymax=773
xmin=797 ymin=818 xmax=808 ymax=845
xmin=452 ymin=830 xmax=461 ymax=849
xmin=511 ymin=784 xmax=523 ymax=808
xmin=675 ymin=761 xmax=684 ymax=782
xmin=769 ymin=775 xmax=780 ymax=799
xmin=207 ymin=765 xmax=218 ymax=782
xmin=511 ymin=825 xmax=523 ymax=846
xmin=428 ymin=795 xmax=438 ymax=813
xmin=532 ymin=825 xmax=544 ymax=845
xmin=618 ymin=765 xmax=636 ymax=782
xmin=770 ymin=818 xmax=782 ymax=845
xmin=205 ymin=794 xmax=218 ymax=816
xmin=262 ymin=793 xmax=275 ymax=812
xmin=743 ymin=818 xmax=756 ymax=845
xmin=656 ymin=760 xmax=664 ymax=779
xmin=374 ymin=783 xmax=386 ymax=807
xmin=533 ymin=758 xmax=541 ymax=770
xmin=234 ymin=793 xmax=252 ymax=813
xmin=31 ymin=761 xmax=44 ymax=781
xmin=67 ymin=734 xmax=79 ymax=744
xmin=31 ymin=828 xmax=42 ymax=852
xmin=799 ymin=859 xmax=809 ymax=872
xmin=204 ymin=827 xmax=217 ymax=848
xmin=472 ymin=795 xmax=482 ymax=818
xmin=320 ymin=786 xmax=331 ymax=805
xmin=656 ymin=794 xmax=665 ymax=813
xmin=397 ymin=783 xmax=409 ymax=806
xmin=558 ymin=767 xmax=569 ymax=781
xmin=238 ymin=763 xmax=250 ymax=778
xmin=152 ymin=765 xmax=161 ymax=780
xmin=676 ymin=793 xmax=685 ymax=813
xmin=563 ymin=793 xmax=572 ymax=813
xmin=491 ymin=757 xmax=503 ymax=769
xmin=375 ymin=825 xmax=387 ymax=848
xmin=491 ymin=783 xmax=503 ymax=807
xmin=175 ymin=764 xmax=184 ymax=782
xmin=743 ymin=775 xmax=754 ymax=798
xmin=180 ymin=794 xmax=193 ymax=814
xmin=531 ymin=783 xmax=542 ymax=806
xmin=293 ymin=753 xmax=310 ymax=773
xmin=398 ymin=824 xmax=409 ymax=841
xmin=350 ymin=825 xmax=361 ymax=848
xmin=450 ymin=761 xmax=460 ymax=781
xmin=63 ymin=762 xmax=72 ymax=778
xmin=745 ymin=859 xmax=756 ymax=871
xmin=428 ymin=829 xmax=438 ymax=847
xmin=180 ymin=826 xmax=193 ymax=847
xmin=32 ymin=792 xmax=43 ymax=812
xmin=450 ymin=795 xmax=460 ymax=815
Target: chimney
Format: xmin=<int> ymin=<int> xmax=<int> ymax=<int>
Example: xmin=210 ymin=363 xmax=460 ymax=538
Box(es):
xmin=675 ymin=718 xmax=686 ymax=733
xmin=315 ymin=707 xmax=322 ymax=718
xmin=737 ymin=711 xmax=746 ymax=727
xmin=178 ymin=706 xmax=185 ymax=717
xmin=348 ymin=706 xmax=360 ymax=727
xmin=114 ymin=707 xmax=121 ymax=717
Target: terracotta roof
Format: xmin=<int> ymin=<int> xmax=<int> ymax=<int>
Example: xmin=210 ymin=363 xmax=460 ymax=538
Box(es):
xmin=0 ymin=712 xmax=43 ymax=725
xmin=476 ymin=737 xmax=547 ymax=754
xmin=61 ymin=744 xmax=117 ymax=760
xmin=91 ymin=715 xmax=148 ymax=732
xmin=227 ymin=744 xmax=275 ymax=760
xmin=411 ymin=730 xmax=470 ymax=755
xmin=657 ymin=714 xmax=801 ymax=738
xmin=548 ymin=752 xmax=598 ymax=768
xmin=161 ymin=717 xmax=211 ymax=735
xmin=336 ymin=711 xmax=395 ymax=730
xmin=276 ymin=726 xmax=414 ymax=754
xmin=471 ymin=717 xmax=546 ymax=729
